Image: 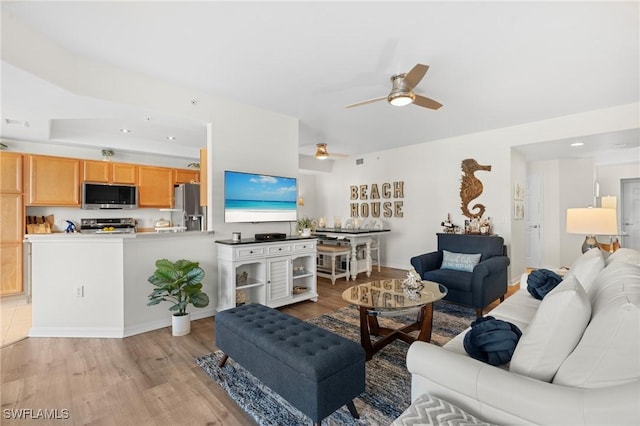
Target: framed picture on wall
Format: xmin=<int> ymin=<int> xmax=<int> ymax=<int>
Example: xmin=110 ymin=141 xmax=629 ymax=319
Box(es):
xmin=514 ymin=182 xmax=524 ymax=201
xmin=514 ymin=200 xmax=524 ymax=220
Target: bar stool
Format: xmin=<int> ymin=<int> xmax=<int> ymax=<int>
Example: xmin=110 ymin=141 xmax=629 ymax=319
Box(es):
xmin=316 ymin=244 xmax=351 ymax=285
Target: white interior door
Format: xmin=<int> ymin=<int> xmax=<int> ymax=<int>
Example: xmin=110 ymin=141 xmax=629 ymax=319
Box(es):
xmin=525 ymin=175 xmax=542 ymax=268
xmin=620 ymin=178 xmax=640 ymax=250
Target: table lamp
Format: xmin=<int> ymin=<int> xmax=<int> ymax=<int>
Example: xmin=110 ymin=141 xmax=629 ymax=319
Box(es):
xmin=566 ymin=207 xmax=618 ymax=253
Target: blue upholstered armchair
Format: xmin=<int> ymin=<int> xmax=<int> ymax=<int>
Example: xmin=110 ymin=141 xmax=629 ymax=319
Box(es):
xmin=410 ymin=233 xmax=510 ymax=317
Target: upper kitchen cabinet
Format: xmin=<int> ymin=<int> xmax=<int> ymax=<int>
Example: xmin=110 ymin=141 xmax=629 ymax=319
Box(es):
xmin=24 ymin=154 xmax=81 ymax=206
xmin=174 ymin=168 xmax=200 ymax=184
xmin=83 ymin=160 xmax=138 ymax=184
xmin=0 ymin=152 xmax=24 ymax=296
xmin=138 ymin=166 xmax=174 ymax=208
xmin=0 ymin=152 xmax=22 ymax=193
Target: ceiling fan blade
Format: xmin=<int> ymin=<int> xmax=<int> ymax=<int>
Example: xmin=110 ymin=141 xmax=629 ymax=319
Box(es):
xmin=345 ymin=96 xmax=387 ymax=109
xmin=329 ymin=152 xmax=349 ymax=158
xmin=403 ymin=64 xmax=429 ymax=90
xmin=413 ymin=94 xmax=443 ymax=110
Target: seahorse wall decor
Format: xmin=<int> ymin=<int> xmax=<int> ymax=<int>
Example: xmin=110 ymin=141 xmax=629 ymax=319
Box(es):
xmin=460 ymin=158 xmax=492 ymax=218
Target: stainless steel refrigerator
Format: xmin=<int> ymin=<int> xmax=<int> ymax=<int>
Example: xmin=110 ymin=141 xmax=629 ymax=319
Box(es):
xmin=172 ymin=183 xmax=206 ymax=231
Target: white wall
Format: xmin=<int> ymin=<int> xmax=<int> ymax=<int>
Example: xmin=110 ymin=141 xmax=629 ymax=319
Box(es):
xmin=559 ymin=158 xmax=596 ymax=265
xmin=597 ymin=163 xmax=640 ymax=200
xmin=3 ymin=14 xmax=299 ymax=311
xmin=311 ymin=137 xmax=511 ymax=275
xmin=297 ymin=173 xmax=319 ymax=221
xmin=307 ymin=105 xmax=639 ymax=282
xmin=510 ymin=149 xmax=527 ymax=278
xmin=2 ymin=139 xmax=199 ymax=167
xmin=3 ymin=12 xmax=300 ymax=240
xmin=5 ymin=10 xmax=639 ymax=283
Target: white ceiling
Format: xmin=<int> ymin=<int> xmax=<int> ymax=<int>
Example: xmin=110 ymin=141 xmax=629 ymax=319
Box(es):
xmin=1 ymin=1 xmax=638 ymax=162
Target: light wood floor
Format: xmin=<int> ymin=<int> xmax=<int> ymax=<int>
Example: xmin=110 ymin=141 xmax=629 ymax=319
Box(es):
xmin=1 ymin=267 xmax=517 ymax=426
xmin=0 ymin=296 xmax=31 ymax=347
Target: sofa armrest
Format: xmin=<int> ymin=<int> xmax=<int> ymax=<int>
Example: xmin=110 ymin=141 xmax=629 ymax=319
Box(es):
xmin=407 ymin=342 xmax=640 ymax=426
xmin=410 ymin=251 xmax=442 ymax=277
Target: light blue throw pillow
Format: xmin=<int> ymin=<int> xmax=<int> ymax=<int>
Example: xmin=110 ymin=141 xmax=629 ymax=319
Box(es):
xmin=441 ymin=250 xmax=482 ymax=272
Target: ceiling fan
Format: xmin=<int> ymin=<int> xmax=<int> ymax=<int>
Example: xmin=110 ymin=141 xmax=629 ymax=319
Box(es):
xmin=315 ymin=143 xmax=348 ymax=160
xmin=345 ymin=63 xmax=443 ymax=110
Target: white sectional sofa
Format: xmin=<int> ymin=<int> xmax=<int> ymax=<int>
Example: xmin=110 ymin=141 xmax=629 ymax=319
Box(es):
xmin=406 ymin=248 xmax=640 ymax=425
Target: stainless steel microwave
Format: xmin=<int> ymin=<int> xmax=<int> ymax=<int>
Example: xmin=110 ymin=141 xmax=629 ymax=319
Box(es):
xmin=82 ymin=182 xmax=138 ymax=209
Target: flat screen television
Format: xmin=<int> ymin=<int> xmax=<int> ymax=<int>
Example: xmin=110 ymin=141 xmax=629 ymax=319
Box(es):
xmin=224 ymin=170 xmax=298 ymax=223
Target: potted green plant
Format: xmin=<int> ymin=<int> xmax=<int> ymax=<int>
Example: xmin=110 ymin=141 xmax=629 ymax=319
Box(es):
xmin=147 ymin=258 xmax=210 ymax=336
xmin=297 ymin=216 xmax=313 ymax=237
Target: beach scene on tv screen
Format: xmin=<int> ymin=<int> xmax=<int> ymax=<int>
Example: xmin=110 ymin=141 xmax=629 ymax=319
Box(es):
xmin=225 ymin=171 xmax=297 ymax=222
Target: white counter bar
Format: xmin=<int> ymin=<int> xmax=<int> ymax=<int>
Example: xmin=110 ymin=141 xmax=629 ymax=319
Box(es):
xmin=25 ymin=231 xmax=216 ymax=338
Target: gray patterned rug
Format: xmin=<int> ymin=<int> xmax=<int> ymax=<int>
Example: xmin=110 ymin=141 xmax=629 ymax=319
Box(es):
xmin=196 ymin=302 xmax=475 ymax=426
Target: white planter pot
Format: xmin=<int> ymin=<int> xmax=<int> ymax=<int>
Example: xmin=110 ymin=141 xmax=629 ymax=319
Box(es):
xmin=301 ymin=228 xmax=312 ymax=237
xmin=172 ymin=313 xmax=191 ymax=336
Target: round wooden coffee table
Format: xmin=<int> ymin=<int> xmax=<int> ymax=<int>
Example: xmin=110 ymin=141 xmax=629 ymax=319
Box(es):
xmin=342 ymin=278 xmax=447 ymax=360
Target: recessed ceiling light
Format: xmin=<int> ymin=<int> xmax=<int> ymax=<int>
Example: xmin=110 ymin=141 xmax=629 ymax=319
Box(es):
xmin=166 ymin=136 xmax=176 ymax=141
xmin=144 ymin=116 xmax=152 ymax=121
xmin=4 ymin=118 xmax=29 ymax=127
xmin=570 ymin=142 xmax=584 ymax=147
xmin=120 ymin=129 xmax=131 ymax=133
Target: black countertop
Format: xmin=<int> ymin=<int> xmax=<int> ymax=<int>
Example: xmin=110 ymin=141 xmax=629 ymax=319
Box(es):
xmin=215 ymin=235 xmax=317 ymax=245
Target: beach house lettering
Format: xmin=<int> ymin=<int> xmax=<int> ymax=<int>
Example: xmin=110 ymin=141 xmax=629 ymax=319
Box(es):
xmin=350 ymin=181 xmax=404 ymax=218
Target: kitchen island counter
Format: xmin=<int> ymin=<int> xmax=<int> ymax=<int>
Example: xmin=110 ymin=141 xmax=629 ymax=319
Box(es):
xmin=24 ymin=230 xmax=214 ymax=240
xmin=26 ymin=231 xmax=216 ymax=338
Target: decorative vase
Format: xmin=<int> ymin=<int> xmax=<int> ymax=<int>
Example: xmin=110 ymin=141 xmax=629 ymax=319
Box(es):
xmin=172 ymin=313 xmax=191 ymax=336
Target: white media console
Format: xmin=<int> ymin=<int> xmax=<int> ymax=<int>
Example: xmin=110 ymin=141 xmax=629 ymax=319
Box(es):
xmin=215 ymin=236 xmax=318 ymax=311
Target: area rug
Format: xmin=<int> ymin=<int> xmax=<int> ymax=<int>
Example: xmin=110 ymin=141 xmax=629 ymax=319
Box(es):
xmin=195 ymin=302 xmax=475 ymax=426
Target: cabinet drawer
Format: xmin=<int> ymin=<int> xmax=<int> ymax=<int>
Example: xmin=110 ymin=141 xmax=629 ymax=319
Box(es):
xmin=266 ymin=244 xmax=292 ymax=256
xmin=293 ymin=240 xmax=316 ymax=253
xmin=234 ymin=246 xmax=265 ymax=259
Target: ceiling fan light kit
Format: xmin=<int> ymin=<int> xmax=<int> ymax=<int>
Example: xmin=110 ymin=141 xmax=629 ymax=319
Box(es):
xmin=388 ymin=73 xmax=416 ymax=106
xmin=388 ymin=91 xmax=415 ymax=106
xmin=315 ymin=143 xmax=329 ymax=160
xmin=314 ymin=143 xmax=347 ymax=160
xmin=346 ymin=63 xmax=443 ymax=110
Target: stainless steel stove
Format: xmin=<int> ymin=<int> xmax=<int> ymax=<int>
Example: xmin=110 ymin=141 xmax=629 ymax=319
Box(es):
xmin=80 ymin=218 xmax=137 ymax=234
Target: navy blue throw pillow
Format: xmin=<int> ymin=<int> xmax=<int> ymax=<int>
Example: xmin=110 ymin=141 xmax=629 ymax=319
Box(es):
xmin=527 ymin=269 xmax=563 ymax=300
xmin=463 ymin=316 xmax=522 ymax=366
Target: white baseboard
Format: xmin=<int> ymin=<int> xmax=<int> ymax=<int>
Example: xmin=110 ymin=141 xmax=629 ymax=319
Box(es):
xmin=123 ymin=307 xmax=215 ymax=337
xmin=29 ymin=327 xmax=124 ymax=338
xmin=29 ymin=307 xmax=217 ymax=339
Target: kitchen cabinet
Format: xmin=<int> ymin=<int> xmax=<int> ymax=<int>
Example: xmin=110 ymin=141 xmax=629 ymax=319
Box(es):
xmin=83 ymin=160 xmax=137 ymax=184
xmin=1 ymin=242 xmax=23 ymax=295
xmin=137 ymin=165 xmax=174 ymax=208
xmin=0 ymin=193 xmax=23 ymax=242
xmin=174 ymin=168 xmax=199 ymax=184
xmin=199 ymin=147 xmax=207 ymax=207
xmin=216 ymin=238 xmax=318 ymax=311
xmin=0 ymin=152 xmax=24 ymax=296
xmin=24 ymin=154 xmax=81 ymax=206
xmin=1 ymin=152 xmax=22 ymax=193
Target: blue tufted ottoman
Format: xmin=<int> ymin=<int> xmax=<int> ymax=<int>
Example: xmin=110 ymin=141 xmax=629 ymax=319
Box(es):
xmin=215 ymin=303 xmax=365 ymax=425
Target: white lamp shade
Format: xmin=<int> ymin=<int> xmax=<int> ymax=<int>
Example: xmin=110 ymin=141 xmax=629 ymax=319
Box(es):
xmin=566 ymin=208 xmax=618 ymax=236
